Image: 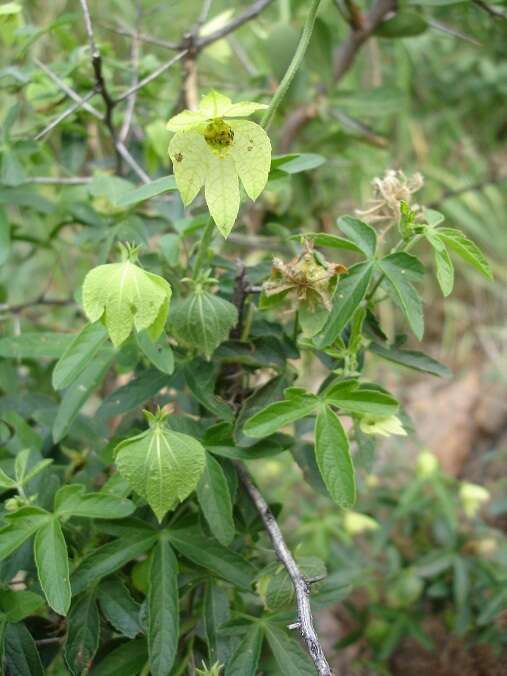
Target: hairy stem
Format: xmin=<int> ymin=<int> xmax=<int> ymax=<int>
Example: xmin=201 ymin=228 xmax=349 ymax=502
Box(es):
xmin=261 ymin=0 xmax=322 ymax=131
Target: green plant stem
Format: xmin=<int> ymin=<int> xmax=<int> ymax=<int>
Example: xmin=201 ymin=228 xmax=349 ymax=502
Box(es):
xmin=260 ymin=0 xmax=322 ymax=131
xmin=192 ymin=217 xmax=215 ymax=278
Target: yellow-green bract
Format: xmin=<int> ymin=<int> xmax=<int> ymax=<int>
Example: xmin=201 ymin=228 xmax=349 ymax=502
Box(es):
xmin=82 ymin=259 xmax=172 ymax=347
xmin=167 ymin=90 xmax=271 ymax=238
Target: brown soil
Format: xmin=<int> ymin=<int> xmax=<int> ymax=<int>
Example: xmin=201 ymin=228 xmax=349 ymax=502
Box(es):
xmin=391 ymin=620 xmax=507 ymax=676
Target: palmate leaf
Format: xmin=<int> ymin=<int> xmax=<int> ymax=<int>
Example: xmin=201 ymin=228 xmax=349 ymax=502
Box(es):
xmin=114 ymin=415 xmax=206 ymax=522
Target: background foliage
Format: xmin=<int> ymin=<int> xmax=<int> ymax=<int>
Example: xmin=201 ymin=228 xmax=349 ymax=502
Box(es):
xmin=0 ymin=1 xmax=506 ymax=675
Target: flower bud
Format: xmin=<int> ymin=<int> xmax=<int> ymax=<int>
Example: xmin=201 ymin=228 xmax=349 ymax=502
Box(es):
xmin=460 ymin=482 xmax=490 ymax=518
xmin=343 ymin=511 xmax=379 ymax=536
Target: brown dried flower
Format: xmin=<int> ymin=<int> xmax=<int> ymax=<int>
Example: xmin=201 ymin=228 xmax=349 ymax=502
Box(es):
xmin=356 ymin=169 xmax=424 ymax=224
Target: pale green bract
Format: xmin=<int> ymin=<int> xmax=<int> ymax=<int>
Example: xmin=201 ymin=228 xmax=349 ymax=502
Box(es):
xmin=82 ymin=259 xmax=172 ymax=348
xmin=167 ymin=90 xmax=271 ymax=238
xmin=114 ymin=411 xmax=206 ymax=522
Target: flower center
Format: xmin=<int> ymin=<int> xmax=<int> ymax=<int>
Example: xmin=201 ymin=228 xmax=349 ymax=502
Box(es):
xmin=204 ymin=118 xmax=234 ymax=153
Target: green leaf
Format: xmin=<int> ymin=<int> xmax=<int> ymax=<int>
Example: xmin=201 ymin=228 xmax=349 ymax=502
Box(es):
xmin=337 ymin=216 xmax=377 ymax=258
xmin=54 ymin=484 xmax=135 ymax=520
xmin=114 ymin=418 xmax=206 ymax=522
xmin=184 ymin=359 xmax=234 ymax=422
xmin=265 ymin=624 xmax=316 ymax=675
xmin=271 ymin=153 xmax=326 ymax=175
xmin=159 ymin=233 xmax=180 ymax=266
xmin=19 ymin=458 xmax=54 ymax=485
xmin=197 ymin=454 xmax=235 ymax=546
xmin=376 ymin=11 xmax=428 ymax=37
xmin=0 ymin=332 xmax=73 ymax=359
xmin=89 ymin=639 xmax=148 ymax=676
xmin=378 ymin=252 xmax=425 ymax=340
xmin=315 ymin=405 xmax=356 ymax=508
xmin=315 ymin=262 xmax=374 ymax=348
xmin=97 ymin=368 xmax=172 ymax=421
xmin=34 ymin=517 xmax=71 ymax=615
xmin=168 ymin=526 xmax=255 ymax=590
xmin=0 ymin=206 xmax=10 ymax=266
xmin=297 ymin=232 xmax=362 ymax=253
xmin=52 ymin=322 xmax=108 ymax=390
xmin=64 ymin=593 xmax=100 ymax=676
xmin=434 ymin=247 xmax=454 ymax=297
xmin=0 ymin=590 xmax=45 ymax=623
xmin=170 ymin=289 xmax=238 ymax=359
xmin=4 ymin=622 xmax=44 ymax=676
xmin=136 ymin=330 xmax=174 ymax=375
xmin=148 ymin=539 xmax=179 ymax=676
xmin=0 ymin=466 xmax=16 ymax=488
xmin=203 ymin=582 xmax=230 ymax=665
xmin=225 ymin=623 xmax=263 ymax=676
xmin=114 ymin=176 xmax=177 ymax=208
xmin=325 ymin=383 xmax=399 ymax=417
xmin=98 ymin=578 xmax=142 ymax=639
xmin=71 ymin=527 xmax=158 ymax=595
xmin=52 ymin=347 xmax=114 ymax=442
xmin=0 ymin=507 xmax=50 ymax=562
xmin=235 ymin=374 xmax=290 ymax=447
xmin=436 ymin=227 xmax=492 ymax=279
xmin=82 ymin=259 xmax=172 ymax=347
xmin=369 ymin=342 xmax=451 ymax=377
xmin=243 ymin=390 xmax=318 ymax=438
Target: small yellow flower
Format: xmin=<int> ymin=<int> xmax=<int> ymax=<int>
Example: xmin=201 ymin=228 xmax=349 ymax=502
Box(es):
xmin=460 ymin=481 xmax=490 ymax=518
xmin=343 ymin=510 xmax=379 ymax=536
xmin=416 ymin=450 xmax=439 ymax=477
xmin=359 ymin=415 xmax=406 ymax=437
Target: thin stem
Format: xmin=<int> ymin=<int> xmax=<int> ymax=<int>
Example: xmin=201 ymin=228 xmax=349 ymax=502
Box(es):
xmin=235 ymin=462 xmax=334 ymax=676
xmin=192 ymin=218 xmax=215 ymax=278
xmin=261 ymin=0 xmax=322 ymax=131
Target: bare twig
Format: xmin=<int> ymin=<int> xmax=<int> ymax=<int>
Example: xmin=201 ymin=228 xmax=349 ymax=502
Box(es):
xmin=235 ymin=462 xmax=334 ymax=676
xmin=101 ymin=23 xmax=180 ymax=50
xmin=116 ymin=141 xmax=151 ymax=183
xmin=473 ymin=0 xmax=507 ymax=19
xmin=33 ymin=58 xmax=103 ymax=119
xmin=114 ymin=50 xmax=188 ymax=103
xmin=0 ymin=297 xmax=75 ymax=315
xmin=119 ymin=5 xmax=142 ymax=144
xmin=333 ymin=0 xmax=396 ymax=81
xmin=280 ymin=0 xmax=396 ymax=150
xmin=79 ymin=0 xmax=121 ymax=171
xmin=195 ymin=0 xmax=275 ymax=49
xmin=33 ymin=90 xmax=97 ymax=141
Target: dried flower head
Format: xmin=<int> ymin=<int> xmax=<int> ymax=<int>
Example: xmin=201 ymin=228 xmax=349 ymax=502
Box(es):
xmin=263 ymin=245 xmax=347 ymax=311
xmin=356 ymin=169 xmax=424 ymax=224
